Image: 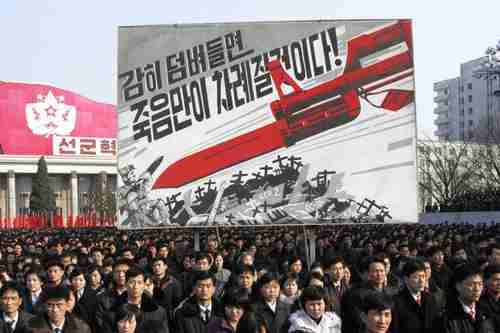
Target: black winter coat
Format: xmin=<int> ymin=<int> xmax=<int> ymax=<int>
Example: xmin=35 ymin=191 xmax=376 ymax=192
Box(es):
xmin=390 ymin=288 xmax=441 ymax=333
xmin=174 ymin=296 xmax=223 ymax=333
xmin=436 ymin=297 xmax=496 ymax=333
xmin=477 ymin=293 xmax=500 ymax=332
xmin=251 ymin=300 xmax=290 ymax=333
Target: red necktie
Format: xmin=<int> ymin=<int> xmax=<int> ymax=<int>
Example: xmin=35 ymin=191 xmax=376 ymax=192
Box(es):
xmin=470 ymin=305 xmax=475 ymax=321
xmin=415 ymin=294 xmax=421 ymax=306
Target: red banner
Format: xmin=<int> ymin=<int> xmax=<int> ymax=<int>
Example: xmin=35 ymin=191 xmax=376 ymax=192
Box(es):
xmin=0 ymin=82 xmax=116 ymax=155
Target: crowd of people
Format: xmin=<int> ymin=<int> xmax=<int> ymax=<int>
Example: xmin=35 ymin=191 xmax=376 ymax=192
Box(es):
xmin=0 ymin=223 xmax=498 ymax=333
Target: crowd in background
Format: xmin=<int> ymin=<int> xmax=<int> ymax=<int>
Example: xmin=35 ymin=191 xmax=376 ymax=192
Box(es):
xmin=0 ymin=223 xmax=498 ymax=333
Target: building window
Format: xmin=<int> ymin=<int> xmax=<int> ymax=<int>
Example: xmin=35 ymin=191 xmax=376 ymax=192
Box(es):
xmin=460 ymin=121 xmax=465 ymax=128
xmin=469 ymin=120 xmax=474 ymax=126
xmin=468 ymin=107 xmax=473 ymax=114
xmin=460 ymin=86 xmax=464 ymax=92
xmin=460 ymin=109 xmax=464 ymax=116
xmin=468 ymin=95 xmax=472 ymax=103
xmin=444 ymin=88 xmax=448 ymax=94
xmin=467 ymin=83 xmax=472 ymax=89
xmin=460 ymin=97 xmax=464 ymax=104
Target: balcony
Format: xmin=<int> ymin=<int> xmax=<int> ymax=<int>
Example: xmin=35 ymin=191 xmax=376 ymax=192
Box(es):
xmin=433 ymin=104 xmax=449 ymax=114
xmin=433 ymin=94 xmax=448 ymax=103
xmin=434 ymin=115 xmax=449 ymax=125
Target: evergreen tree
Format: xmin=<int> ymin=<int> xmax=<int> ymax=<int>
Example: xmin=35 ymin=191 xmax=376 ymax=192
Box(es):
xmin=30 ymin=156 xmax=56 ymax=214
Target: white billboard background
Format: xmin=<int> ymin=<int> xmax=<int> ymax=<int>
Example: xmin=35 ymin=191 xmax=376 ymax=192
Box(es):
xmin=117 ymin=20 xmax=418 ymax=228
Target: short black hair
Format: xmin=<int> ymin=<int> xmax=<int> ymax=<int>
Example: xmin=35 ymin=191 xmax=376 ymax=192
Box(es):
xmin=280 ymin=272 xmax=301 ymax=288
xmin=151 ymin=256 xmax=169 ymax=266
xmin=300 ymin=286 xmax=328 ymax=307
xmin=222 ymin=288 xmax=251 ymax=308
xmin=323 ymin=255 xmax=345 ymax=269
xmin=484 ymin=264 xmax=500 ymax=281
xmin=0 ymin=282 xmax=23 ymax=298
xmin=256 ymin=272 xmax=280 ymax=290
xmin=69 ymin=267 xmax=86 ymax=280
xmin=235 ymin=264 xmax=256 ymax=276
xmin=193 ymin=271 xmax=216 ymax=285
xmin=363 ymin=291 xmax=394 ymax=313
xmin=43 ymin=286 xmax=71 ymax=302
xmin=113 ymin=258 xmax=133 ymax=269
xmin=114 ymin=304 xmax=141 ymax=330
xmin=125 ymin=267 xmax=145 ymax=282
xmin=427 ymin=246 xmax=443 ymax=258
xmin=45 ymin=259 xmax=64 ymax=271
xmin=402 ymin=259 xmax=426 ymax=277
xmin=453 ymin=264 xmax=482 ymax=285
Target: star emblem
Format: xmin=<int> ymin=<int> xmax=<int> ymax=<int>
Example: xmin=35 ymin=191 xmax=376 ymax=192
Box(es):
xmin=25 ymin=90 xmax=77 ymax=137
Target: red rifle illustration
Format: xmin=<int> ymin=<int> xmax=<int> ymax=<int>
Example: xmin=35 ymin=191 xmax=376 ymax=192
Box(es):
xmin=153 ymin=20 xmax=414 ymax=189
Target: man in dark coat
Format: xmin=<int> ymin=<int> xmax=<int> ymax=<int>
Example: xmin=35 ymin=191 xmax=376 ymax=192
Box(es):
xmin=175 ymin=271 xmax=222 ymax=333
xmin=94 ymin=258 xmax=132 ymax=332
xmin=251 ymin=272 xmax=290 ymax=333
xmin=26 ymin=286 xmax=91 ymax=333
xmin=0 ymin=282 xmax=34 ymax=333
xmin=436 ymin=264 xmax=495 ymax=333
xmin=478 ymin=265 xmax=500 ymax=332
xmin=391 ymin=259 xmax=440 ymax=333
xmin=428 ymin=246 xmax=453 ymax=290
xmin=324 ymin=256 xmax=349 ymax=315
xmin=151 ymin=257 xmax=182 ymax=323
xmin=102 ymin=266 xmax=169 ymax=332
xmin=341 ymin=257 xmax=398 ymax=333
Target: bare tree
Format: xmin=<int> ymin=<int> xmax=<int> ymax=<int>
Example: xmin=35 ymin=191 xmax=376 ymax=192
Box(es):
xmin=418 ymin=140 xmax=477 ymax=210
xmin=471 ymin=113 xmax=500 ymax=189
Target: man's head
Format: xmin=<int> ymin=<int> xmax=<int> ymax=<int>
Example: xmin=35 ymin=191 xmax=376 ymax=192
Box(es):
xmin=151 ymin=257 xmax=168 ymax=278
xmin=121 ymin=248 xmax=135 ymax=261
xmin=454 ymin=264 xmax=483 ymax=306
xmin=157 ymin=242 xmax=169 ymax=258
xmin=300 ymin=287 xmax=328 ymax=320
xmin=427 ymin=246 xmax=444 ymax=267
xmin=257 ymin=272 xmax=280 ymax=303
xmin=0 ymin=283 xmax=23 ymax=316
xmin=125 ymin=267 xmax=146 ymax=301
xmin=43 ymin=286 xmax=72 ymax=325
xmin=91 ymin=248 xmax=104 ymax=265
xmin=195 ymin=253 xmax=212 ymax=272
xmin=402 ymin=259 xmax=426 ymax=294
xmin=483 ymin=264 xmax=500 ymax=296
xmin=365 ymin=257 xmax=386 ymax=288
xmin=236 ymin=264 xmax=256 ymax=290
xmin=46 ymin=260 xmax=65 ymax=285
xmin=324 ymin=256 xmax=344 ymax=282
xmin=113 ymin=258 xmax=132 ymax=288
xmin=193 ymin=271 xmax=215 ymax=303
xmin=363 ymin=292 xmax=393 ymax=333
xmin=487 ymin=244 xmax=500 ymax=266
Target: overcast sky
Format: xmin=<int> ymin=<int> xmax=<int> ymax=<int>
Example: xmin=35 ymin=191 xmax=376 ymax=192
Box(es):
xmin=2 ymin=0 xmax=499 ymax=138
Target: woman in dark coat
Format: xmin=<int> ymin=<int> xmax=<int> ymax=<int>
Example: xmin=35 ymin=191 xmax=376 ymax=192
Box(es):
xmin=207 ymin=289 xmax=251 ymax=333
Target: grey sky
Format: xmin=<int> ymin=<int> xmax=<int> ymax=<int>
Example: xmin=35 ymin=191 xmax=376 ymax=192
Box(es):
xmin=2 ymin=0 xmax=499 ymax=138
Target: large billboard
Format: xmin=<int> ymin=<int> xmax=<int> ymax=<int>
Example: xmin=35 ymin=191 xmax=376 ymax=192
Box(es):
xmin=0 ymin=82 xmax=117 ymax=156
xmin=117 ymin=19 xmax=418 ymax=229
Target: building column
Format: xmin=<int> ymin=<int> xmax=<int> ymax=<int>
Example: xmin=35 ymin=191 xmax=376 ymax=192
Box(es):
xmin=7 ymin=170 xmax=16 ymax=220
xmin=71 ymin=171 xmax=78 ymax=217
